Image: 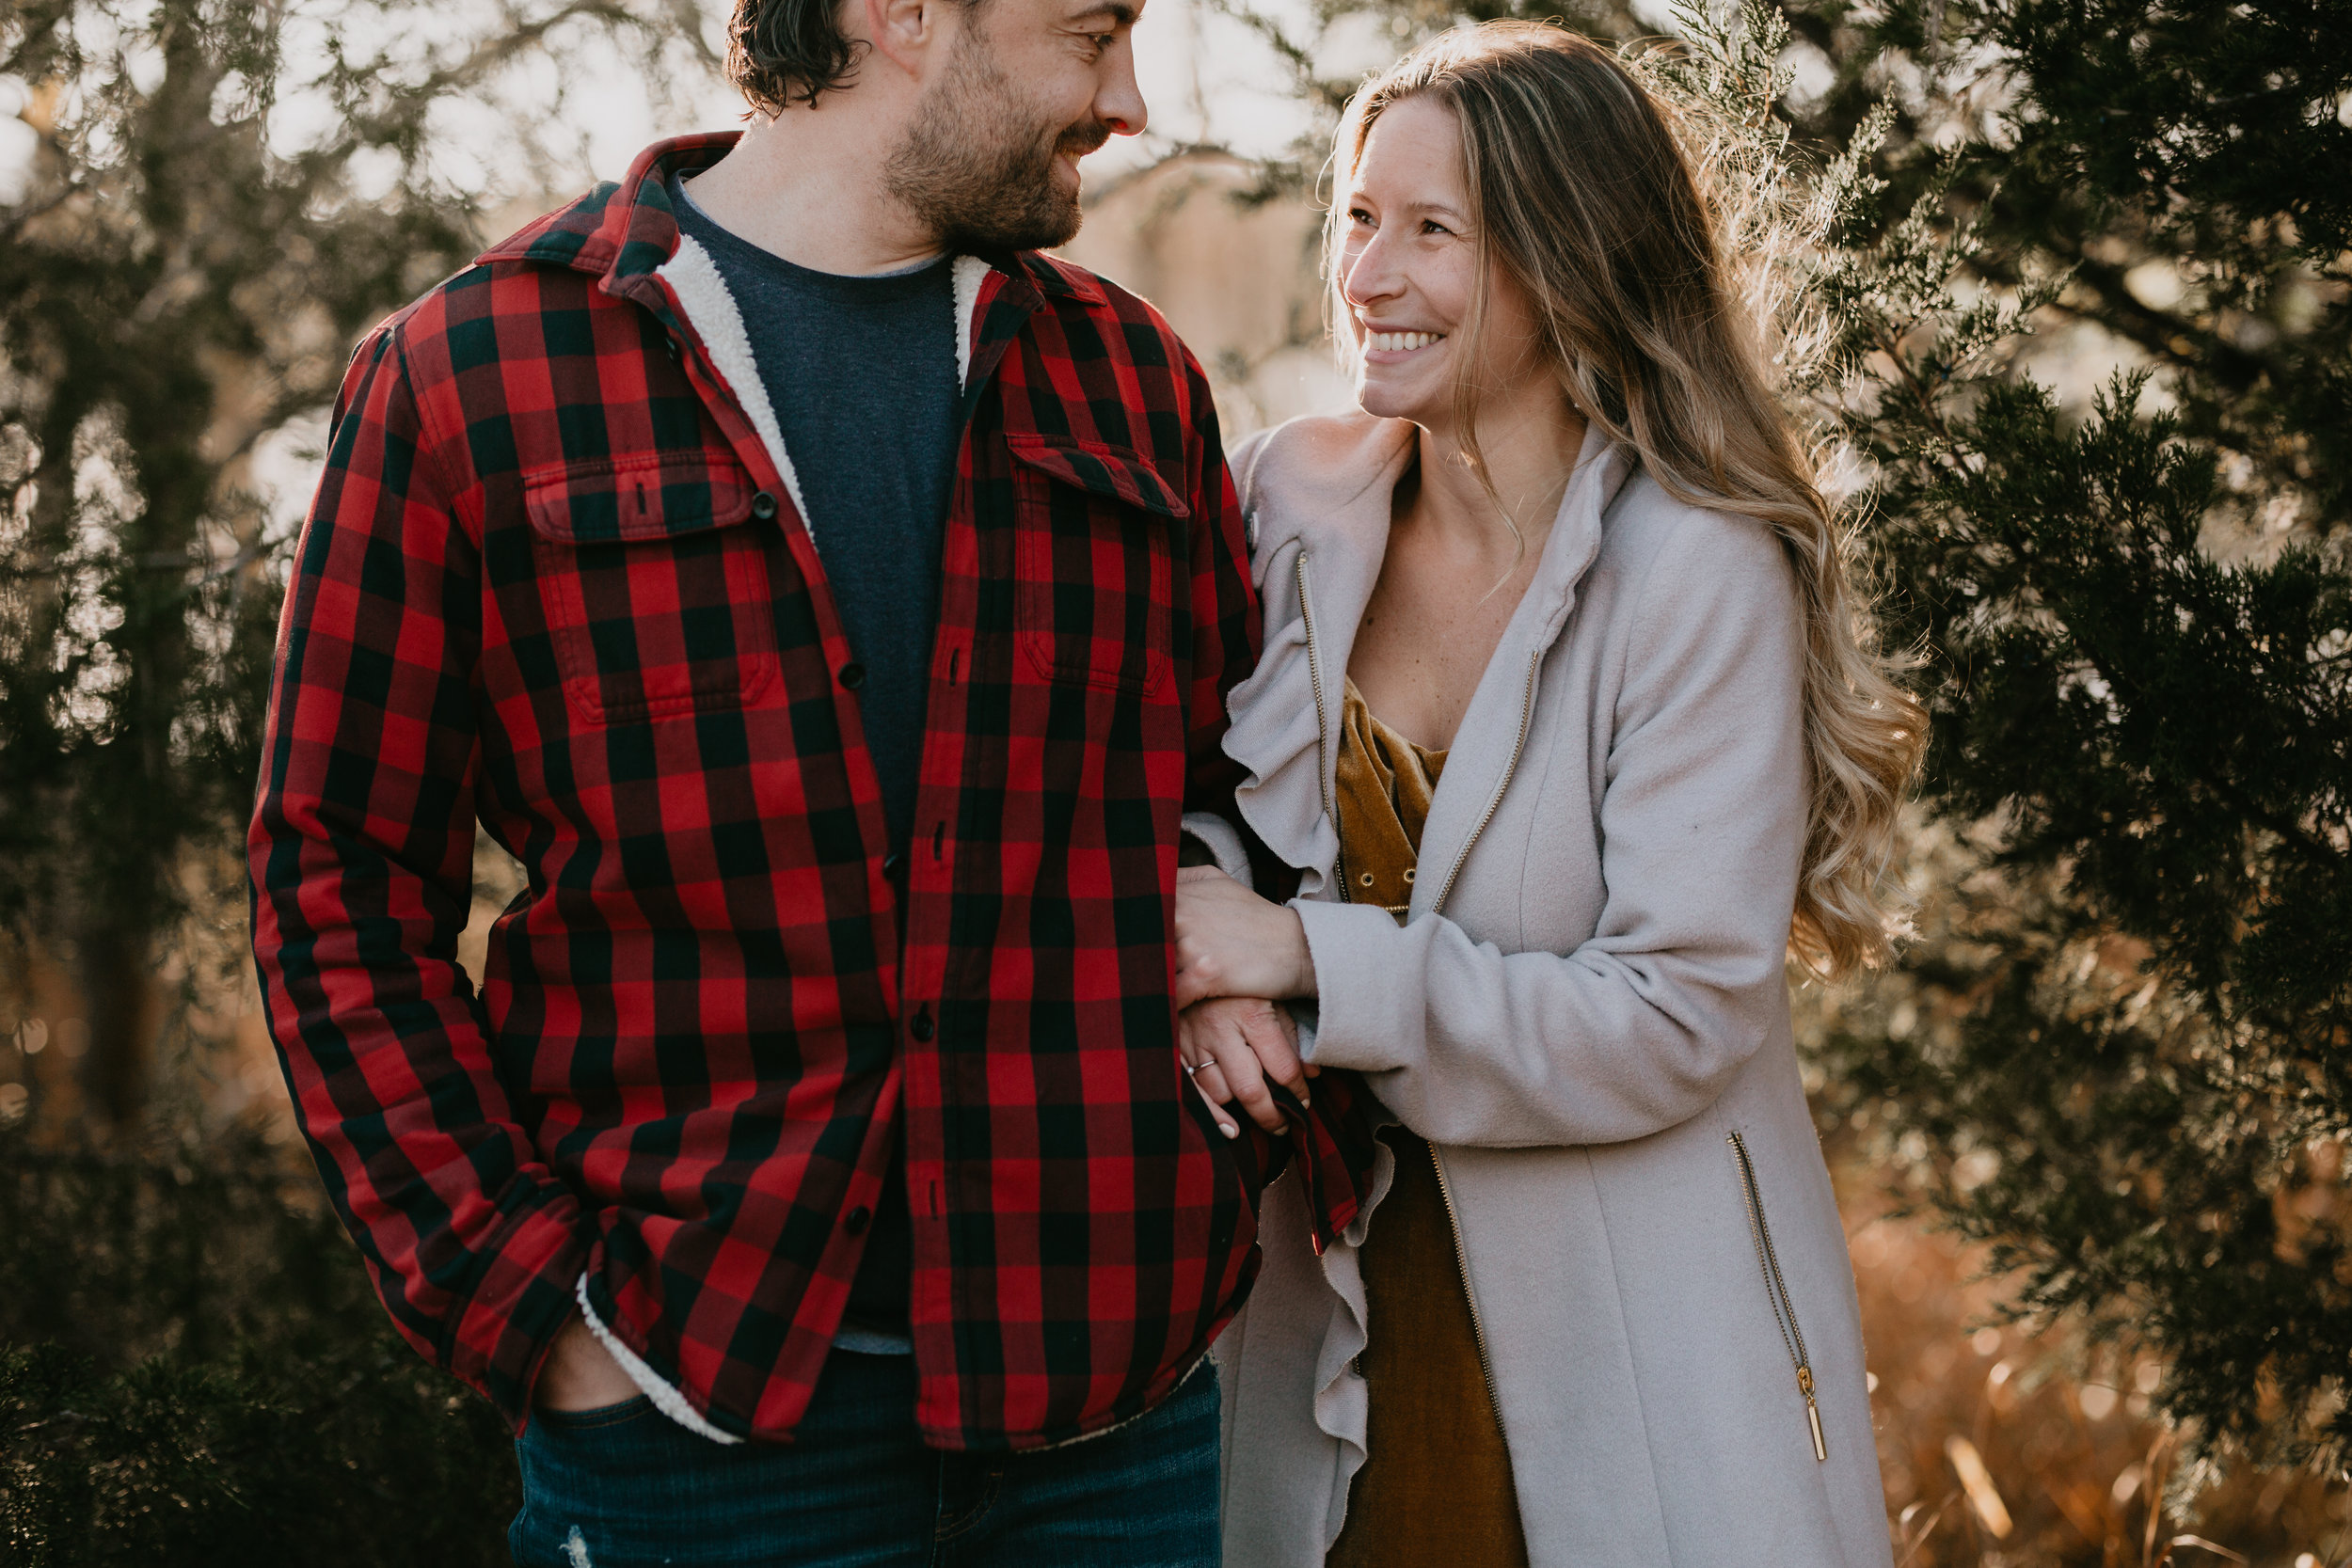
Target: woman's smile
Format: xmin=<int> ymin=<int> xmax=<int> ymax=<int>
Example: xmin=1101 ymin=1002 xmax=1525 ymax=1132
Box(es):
xmin=1362 ymin=328 xmax=1449 ymax=357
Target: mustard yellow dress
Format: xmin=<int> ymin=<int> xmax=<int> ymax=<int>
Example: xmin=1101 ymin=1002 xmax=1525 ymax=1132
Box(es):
xmin=1324 ymin=680 xmax=1531 ymax=1568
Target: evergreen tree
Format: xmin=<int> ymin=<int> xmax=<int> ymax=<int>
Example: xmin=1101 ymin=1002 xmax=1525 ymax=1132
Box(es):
xmin=1215 ymin=0 xmax=2352 ymax=1478
xmin=0 ymin=0 xmax=712 ymax=1132
xmin=1792 ymin=0 xmax=2352 ymax=1480
xmin=0 ymin=8 xmax=714 ymax=1558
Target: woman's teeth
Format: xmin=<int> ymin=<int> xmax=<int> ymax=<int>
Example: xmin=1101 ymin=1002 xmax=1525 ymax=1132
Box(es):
xmin=1369 ymin=331 xmax=1445 ymax=354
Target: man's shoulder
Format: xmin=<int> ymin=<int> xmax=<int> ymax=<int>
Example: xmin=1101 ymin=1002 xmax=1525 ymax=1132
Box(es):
xmin=1017 ymin=253 xmax=1199 ymax=372
xmin=363 ymin=226 xmax=615 ymax=385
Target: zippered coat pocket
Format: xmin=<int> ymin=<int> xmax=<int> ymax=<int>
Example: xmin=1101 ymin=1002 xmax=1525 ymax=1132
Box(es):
xmin=1727 ymin=1129 xmax=1828 ymax=1463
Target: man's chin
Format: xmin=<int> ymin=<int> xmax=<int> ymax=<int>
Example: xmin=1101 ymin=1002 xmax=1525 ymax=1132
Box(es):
xmin=954 ymin=191 xmax=1083 ymax=254
xmin=1032 ymin=165 xmax=1087 ymax=245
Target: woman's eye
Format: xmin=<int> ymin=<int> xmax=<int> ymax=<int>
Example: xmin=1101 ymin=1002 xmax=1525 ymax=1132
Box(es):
xmin=1421 ymin=219 xmax=1452 ymax=236
xmin=1348 ymin=208 xmax=1375 ymax=228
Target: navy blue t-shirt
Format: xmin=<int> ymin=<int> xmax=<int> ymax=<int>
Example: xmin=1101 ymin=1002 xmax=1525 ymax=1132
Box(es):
xmin=672 ymin=175 xmax=961 ymax=1340
xmin=671 ymin=175 xmax=959 ymax=861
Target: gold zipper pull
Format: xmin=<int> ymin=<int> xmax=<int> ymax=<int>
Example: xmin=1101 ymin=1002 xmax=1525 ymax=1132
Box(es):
xmin=1797 ymin=1366 xmax=1826 ymax=1463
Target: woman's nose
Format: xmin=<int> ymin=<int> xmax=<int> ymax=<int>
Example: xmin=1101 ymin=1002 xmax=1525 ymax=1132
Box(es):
xmin=1341 ymin=232 xmax=1403 ymax=309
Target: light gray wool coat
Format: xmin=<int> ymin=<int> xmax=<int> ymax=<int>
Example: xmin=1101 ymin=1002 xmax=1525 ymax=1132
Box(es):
xmin=1211 ymin=412 xmax=1895 ymax=1568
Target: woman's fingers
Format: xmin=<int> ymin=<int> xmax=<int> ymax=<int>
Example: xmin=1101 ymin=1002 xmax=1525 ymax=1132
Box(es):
xmin=1176 ymin=1011 xmax=1240 ymax=1139
xmin=1233 ymin=1001 xmax=1309 ymax=1107
xmin=1178 ymin=996 xmax=1311 ymax=1138
xmin=1192 ymin=1000 xmax=1288 ymax=1133
xmin=1192 ymin=1061 xmax=1240 ymax=1133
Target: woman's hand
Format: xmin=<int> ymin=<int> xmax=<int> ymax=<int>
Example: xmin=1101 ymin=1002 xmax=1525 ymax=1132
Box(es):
xmin=1172 ymin=866 xmax=1316 ymax=1009
xmin=1179 ymin=995 xmax=1316 ymax=1139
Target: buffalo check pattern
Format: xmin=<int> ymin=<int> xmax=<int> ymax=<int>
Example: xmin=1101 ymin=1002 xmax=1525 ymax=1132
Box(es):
xmin=247 ymin=133 xmax=1375 ymax=1451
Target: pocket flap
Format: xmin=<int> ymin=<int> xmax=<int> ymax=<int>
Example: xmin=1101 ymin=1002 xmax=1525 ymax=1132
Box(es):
xmin=1006 ymin=435 xmax=1190 ymax=521
xmin=524 ymin=455 xmax=757 ymax=545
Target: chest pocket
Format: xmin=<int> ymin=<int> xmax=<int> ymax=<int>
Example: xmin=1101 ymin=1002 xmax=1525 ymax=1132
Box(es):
xmin=524 ymin=454 xmax=779 ymax=726
xmin=1008 ymin=435 xmax=1186 ymax=698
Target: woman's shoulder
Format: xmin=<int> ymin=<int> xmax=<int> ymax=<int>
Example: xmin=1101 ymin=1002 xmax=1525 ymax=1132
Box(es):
xmin=1599 ymin=468 xmax=1798 ymax=604
xmin=1229 ymin=411 xmax=1416 ymax=555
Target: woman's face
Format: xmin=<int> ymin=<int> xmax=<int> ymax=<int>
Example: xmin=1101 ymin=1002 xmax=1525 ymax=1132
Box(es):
xmin=1337 ymin=94 xmax=1545 ymax=431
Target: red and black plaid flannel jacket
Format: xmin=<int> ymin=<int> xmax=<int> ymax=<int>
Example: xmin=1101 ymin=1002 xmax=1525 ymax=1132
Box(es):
xmin=247 ymin=134 xmax=1373 ymax=1450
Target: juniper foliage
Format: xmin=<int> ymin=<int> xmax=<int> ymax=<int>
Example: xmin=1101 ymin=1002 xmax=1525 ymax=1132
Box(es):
xmin=0 ymin=0 xmax=712 ymax=1128
xmin=0 ymin=6 xmax=715 ymax=1557
xmin=1784 ymin=0 xmax=2352 ymax=1477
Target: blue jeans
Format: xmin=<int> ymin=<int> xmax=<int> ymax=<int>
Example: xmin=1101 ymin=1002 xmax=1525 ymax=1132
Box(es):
xmin=509 ymin=1351 xmax=1220 ymax=1568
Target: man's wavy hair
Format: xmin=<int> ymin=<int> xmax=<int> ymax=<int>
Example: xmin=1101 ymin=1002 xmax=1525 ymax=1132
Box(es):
xmin=1327 ymin=22 xmax=1927 ymax=977
xmin=728 ymin=0 xmax=971 ymax=112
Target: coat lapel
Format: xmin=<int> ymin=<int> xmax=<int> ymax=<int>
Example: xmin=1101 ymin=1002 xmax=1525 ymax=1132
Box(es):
xmin=1413 ymin=421 xmax=1633 ymax=919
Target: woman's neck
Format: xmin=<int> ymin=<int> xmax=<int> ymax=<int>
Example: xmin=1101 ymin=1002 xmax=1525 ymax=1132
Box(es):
xmin=1406 ymin=382 xmax=1588 ymax=560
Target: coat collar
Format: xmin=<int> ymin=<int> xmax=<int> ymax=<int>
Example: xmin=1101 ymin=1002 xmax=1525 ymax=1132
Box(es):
xmin=1232 ymin=412 xmax=1635 ymax=917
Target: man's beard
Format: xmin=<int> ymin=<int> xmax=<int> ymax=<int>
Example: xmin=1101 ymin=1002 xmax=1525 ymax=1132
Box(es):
xmin=883 ymin=28 xmax=1111 ymax=253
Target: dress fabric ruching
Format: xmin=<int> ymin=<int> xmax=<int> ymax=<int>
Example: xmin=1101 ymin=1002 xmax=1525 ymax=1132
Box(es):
xmin=1323 ymin=681 xmax=1531 ymax=1568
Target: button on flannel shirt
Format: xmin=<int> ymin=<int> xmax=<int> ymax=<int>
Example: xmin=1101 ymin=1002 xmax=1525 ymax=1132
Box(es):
xmin=247 ymin=134 xmax=1374 ymax=1449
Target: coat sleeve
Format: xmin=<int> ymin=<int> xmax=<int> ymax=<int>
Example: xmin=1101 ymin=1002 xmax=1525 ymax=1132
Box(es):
xmin=1291 ymin=510 xmax=1810 ymax=1148
xmin=246 ymin=324 xmax=593 ymax=1427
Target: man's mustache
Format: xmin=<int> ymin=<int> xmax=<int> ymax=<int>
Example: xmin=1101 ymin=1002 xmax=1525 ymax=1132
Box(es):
xmin=1057 ymin=120 xmax=1114 ymax=160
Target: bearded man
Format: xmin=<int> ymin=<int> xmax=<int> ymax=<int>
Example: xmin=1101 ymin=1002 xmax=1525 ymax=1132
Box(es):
xmin=246 ymin=0 xmax=1369 ymax=1559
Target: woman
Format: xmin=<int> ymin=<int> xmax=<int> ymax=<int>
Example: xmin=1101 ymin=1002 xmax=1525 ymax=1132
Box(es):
xmin=1172 ymin=24 xmax=1922 ymax=1568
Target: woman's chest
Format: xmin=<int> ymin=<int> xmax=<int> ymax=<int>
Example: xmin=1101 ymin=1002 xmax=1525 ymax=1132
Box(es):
xmin=1416 ymin=641 xmax=1614 ymax=953
xmin=1346 ymin=536 xmax=1542 ymax=752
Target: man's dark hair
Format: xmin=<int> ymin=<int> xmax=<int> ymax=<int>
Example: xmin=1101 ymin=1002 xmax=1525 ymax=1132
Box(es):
xmin=727 ymin=0 xmax=983 ymax=112
xmin=727 ymin=0 xmax=867 ymax=112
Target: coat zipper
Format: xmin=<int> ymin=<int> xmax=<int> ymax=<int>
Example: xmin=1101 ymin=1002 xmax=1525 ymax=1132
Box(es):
xmin=1425 ymin=648 xmax=1542 ymax=917
xmin=1293 ymin=551 xmax=1349 ymax=903
xmin=1428 ymin=1142 xmax=1508 ymax=1441
xmin=1727 ymin=1130 xmax=1828 ymax=1462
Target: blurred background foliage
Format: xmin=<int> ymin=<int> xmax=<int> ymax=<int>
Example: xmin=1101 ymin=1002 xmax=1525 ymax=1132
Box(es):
xmin=2 ymin=0 xmax=2348 ymax=1561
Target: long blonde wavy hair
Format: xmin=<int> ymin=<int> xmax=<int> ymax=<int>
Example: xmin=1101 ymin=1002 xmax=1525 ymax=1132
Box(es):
xmin=1327 ymin=21 xmax=1926 ymax=976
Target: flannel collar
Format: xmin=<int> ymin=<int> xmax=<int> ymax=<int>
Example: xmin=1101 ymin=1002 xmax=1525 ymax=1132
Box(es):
xmin=474 ymin=133 xmax=1106 ymax=309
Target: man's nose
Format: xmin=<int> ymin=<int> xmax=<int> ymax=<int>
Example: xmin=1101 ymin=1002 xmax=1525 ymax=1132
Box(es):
xmin=1098 ymin=44 xmax=1148 ymax=136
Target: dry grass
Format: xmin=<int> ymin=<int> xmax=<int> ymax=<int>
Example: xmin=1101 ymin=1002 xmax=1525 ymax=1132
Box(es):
xmin=1836 ymin=1143 xmax=2345 ymax=1567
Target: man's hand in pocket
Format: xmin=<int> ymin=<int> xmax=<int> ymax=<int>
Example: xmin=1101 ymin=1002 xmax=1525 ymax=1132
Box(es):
xmin=534 ymin=1310 xmax=643 ymax=1412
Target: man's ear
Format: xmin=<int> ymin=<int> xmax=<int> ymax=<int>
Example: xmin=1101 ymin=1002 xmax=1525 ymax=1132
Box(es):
xmin=859 ymin=0 xmax=950 ymax=77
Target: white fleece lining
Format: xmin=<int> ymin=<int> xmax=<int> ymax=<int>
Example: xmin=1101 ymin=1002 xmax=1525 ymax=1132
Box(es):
xmin=656 ymin=234 xmax=812 ymax=541
xmin=953 ymin=255 xmax=991 ymax=389
xmin=659 ymin=243 xmax=996 ymax=538
xmin=574 ymin=1274 xmax=742 ymax=1445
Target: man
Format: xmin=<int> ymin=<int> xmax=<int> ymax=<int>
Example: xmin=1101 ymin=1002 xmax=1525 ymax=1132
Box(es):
xmin=246 ymin=0 xmax=1367 ymax=1559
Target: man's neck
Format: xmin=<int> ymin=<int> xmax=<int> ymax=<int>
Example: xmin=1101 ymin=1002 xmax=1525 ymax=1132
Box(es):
xmin=682 ymin=111 xmax=946 ymax=277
